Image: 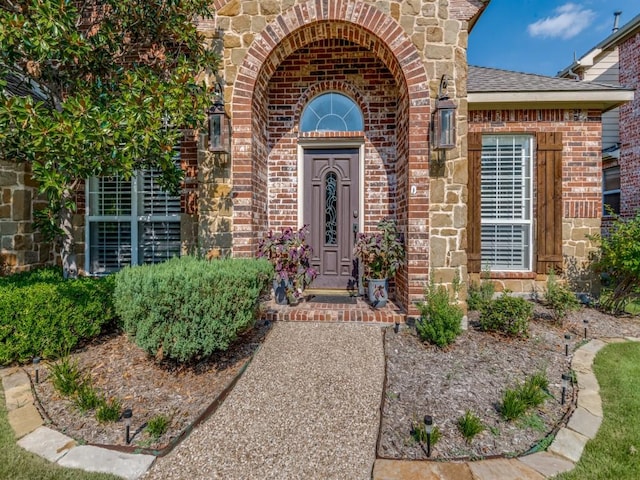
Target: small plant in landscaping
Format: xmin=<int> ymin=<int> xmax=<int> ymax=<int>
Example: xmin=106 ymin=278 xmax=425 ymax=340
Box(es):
xmin=457 ymin=410 xmax=484 ymax=444
xmin=500 ymin=387 xmax=528 ymax=421
xmin=543 ymin=269 xmax=580 ymax=322
xmin=50 ymin=356 xmax=83 ymax=397
xmin=95 ymin=397 xmax=122 ymax=423
xmin=467 ymin=266 xmax=495 ymax=311
xmin=416 ymin=276 xmax=463 ymax=348
xmin=518 ymin=413 xmax=546 ymax=432
xmin=146 ymin=415 xmax=170 ymax=439
xmin=500 ymin=372 xmax=550 ymax=421
xmin=74 ymin=380 xmax=103 ymax=413
xmin=479 ymin=291 xmax=532 ymax=337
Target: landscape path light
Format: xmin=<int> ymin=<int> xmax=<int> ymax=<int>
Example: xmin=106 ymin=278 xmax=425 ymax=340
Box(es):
xmin=424 ymin=415 xmax=434 ymax=457
xmin=33 ymin=357 xmax=41 ymax=384
xmin=123 ymin=408 xmax=133 ymax=444
xmin=564 ymin=333 xmax=571 ymax=357
xmin=561 ymin=373 xmax=571 ymax=405
xmin=583 ymin=319 xmax=589 ymax=339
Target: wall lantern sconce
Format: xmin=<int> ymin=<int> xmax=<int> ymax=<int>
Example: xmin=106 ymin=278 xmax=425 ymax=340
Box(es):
xmin=431 ymin=74 xmax=457 ymax=150
xmin=208 ymin=82 xmax=231 ymax=157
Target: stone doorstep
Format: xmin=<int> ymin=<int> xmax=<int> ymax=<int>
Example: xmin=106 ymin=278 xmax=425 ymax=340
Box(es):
xmin=517 ymin=452 xmax=575 ymax=478
xmin=56 ymin=445 xmax=156 ymax=480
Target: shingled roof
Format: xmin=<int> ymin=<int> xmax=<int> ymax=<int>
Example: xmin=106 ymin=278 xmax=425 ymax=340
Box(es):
xmin=468 ymin=65 xmax=633 ymax=111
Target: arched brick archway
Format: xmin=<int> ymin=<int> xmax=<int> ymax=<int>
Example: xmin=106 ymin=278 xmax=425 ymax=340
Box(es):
xmin=230 ymin=0 xmax=431 ymax=311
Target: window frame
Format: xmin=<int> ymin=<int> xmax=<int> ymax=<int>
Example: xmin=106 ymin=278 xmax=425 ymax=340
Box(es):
xmin=479 ymin=134 xmax=535 ymax=272
xmin=85 ymin=166 xmax=182 ymax=275
xmin=602 ymin=165 xmax=621 ymax=216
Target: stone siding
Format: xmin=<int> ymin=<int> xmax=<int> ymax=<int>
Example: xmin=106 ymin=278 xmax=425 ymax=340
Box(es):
xmin=0 ymin=160 xmax=52 ymax=273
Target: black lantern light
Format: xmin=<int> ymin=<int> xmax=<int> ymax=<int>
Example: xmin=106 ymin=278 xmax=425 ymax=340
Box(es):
xmin=561 ymin=373 xmax=571 ymax=405
xmin=123 ymin=408 xmax=133 ymax=444
xmin=208 ymin=82 xmax=231 ymax=154
xmin=583 ymin=319 xmax=589 ymax=340
xmin=431 ymin=74 xmax=457 ymax=150
xmin=424 ymin=415 xmax=434 ymax=457
xmin=564 ymin=333 xmax=571 ymax=357
xmin=33 ymin=357 xmax=41 ymax=384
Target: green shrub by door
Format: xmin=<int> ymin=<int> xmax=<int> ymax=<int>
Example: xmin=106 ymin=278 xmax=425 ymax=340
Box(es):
xmin=113 ymin=257 xmax=273 ymax=363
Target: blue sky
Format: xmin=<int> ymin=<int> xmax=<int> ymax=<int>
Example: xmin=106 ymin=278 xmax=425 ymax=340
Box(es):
xmin=468 ymin=1 xmax=639 ymax=77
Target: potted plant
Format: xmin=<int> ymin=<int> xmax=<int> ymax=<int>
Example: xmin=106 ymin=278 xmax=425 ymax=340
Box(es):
xmin=257 ymin=225 xmax=318 ymax=304
xmin=353 ymin=219 xmax=405 ymax=307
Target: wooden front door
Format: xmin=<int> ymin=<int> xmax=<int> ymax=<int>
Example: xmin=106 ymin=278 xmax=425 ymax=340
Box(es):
xmin=303 ymin=148 xmax=360 ymax=290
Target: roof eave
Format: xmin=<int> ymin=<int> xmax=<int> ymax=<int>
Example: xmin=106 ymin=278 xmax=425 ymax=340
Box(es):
xmin=468 ymin=90 xmax=634 ymax=113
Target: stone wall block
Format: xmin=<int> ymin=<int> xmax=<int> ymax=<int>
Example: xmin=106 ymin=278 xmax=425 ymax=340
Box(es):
xmin=12 ymin=190 xmax=32 ymax=221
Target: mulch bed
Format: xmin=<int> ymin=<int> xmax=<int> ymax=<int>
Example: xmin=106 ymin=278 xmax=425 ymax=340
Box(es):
xmin=32 ymin=320 xmax=272 ymax=450
xmin=378 ymin=304 xmax=640 ymax=460
xmin=29 ymin=303 xmax=640 ymax=459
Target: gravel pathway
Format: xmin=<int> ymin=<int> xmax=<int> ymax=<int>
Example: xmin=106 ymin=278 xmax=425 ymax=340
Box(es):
xmin=144 ymin=322 xmax=385 ymax=480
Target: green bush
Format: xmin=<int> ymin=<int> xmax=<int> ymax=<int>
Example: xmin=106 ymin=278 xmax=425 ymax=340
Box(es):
xmin=50 ymin=356 xmax=83 ymax=397
xmin=479 ymin=291 xmax=532 ymax=337
xmin=590 ymin=212 xmax=640 ymax=313
xmin=500 ymin=372 xmax=549 ymax=421
xmin=544 ymin=269 xmax=580 ymax=322
xmin=416 ymin=279 xmax=463 ymax=348
xmin=114 ymin=256 xmax=273 ymax=363
xmin=467 ymin=279 xmax=495 ymax=311
xmin=457 ymin=410 xmax=484 ymax=444
xmin=74 ymin=380 xmax=103 ymax=413
xmin=95 ymin=397 xmax=122 ymax=423
xmin=0 ymin=268 xmax=117 ymax=365
xmin=147 ymin=415 xmax=170 ymax=439
xmin=500 ymin=388 xmax=528 ymax=421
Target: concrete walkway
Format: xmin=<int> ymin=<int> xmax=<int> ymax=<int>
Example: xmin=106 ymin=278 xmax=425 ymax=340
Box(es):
xmin=145 ymin=322 xmax=385 ymax=479
xmin=3 ymin=327 xmax=639 ymax=479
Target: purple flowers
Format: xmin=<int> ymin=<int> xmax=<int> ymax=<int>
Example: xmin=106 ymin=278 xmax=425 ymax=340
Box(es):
xmin=257 ymin=226 xmax=318 ymax=299
xmin=353 ymin=219 xmax=405 ymax=279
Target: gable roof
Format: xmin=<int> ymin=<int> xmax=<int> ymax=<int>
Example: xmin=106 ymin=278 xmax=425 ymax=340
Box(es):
xmin=557 ymin=13 xmax=640 ymax=78
xmin=468 ymin=66 xmax=634 ymax=111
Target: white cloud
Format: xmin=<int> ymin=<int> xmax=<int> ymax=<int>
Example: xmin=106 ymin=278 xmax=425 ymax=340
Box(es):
xmin=527 ymin=3 xmax=596 ymax=40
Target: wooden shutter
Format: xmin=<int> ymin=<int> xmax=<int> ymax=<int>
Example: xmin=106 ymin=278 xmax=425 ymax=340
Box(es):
xmin=535 ymin=132 xmax=563 ymax=274
xmin=467 ymin=132 xmax=482 ymax=273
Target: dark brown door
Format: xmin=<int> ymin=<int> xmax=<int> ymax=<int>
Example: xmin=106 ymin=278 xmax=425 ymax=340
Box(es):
xmin=303 ymin=148 xmax=359 ymax=289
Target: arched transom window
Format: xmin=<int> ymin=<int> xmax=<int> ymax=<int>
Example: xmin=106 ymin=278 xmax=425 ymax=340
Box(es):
xmin=300 ymin=92 xmax=364 ymax=132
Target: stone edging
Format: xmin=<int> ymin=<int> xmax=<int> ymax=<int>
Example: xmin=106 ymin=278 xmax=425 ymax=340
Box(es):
xmin=372 ymin=337 xmax=640 ymax=480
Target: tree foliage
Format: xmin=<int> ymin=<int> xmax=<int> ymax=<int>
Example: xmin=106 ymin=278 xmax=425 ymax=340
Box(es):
xmin=591 ymin=212 xmax=640 ymax=313
xmin=0 ymin=0 xmax=218 ymax=275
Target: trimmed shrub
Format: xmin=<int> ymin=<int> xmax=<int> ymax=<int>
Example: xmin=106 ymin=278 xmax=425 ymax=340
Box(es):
xmin=416 ymin=279 xmax=463 ymax=348
xmin=96 ymin=397 xmax=122 ymax=423
xmin=479 ymin=291 xmax=532 ymax=337
xmin=467 ymin=279 xmax=495 ymax=311
xmin=114 ymin=257 xmax=273 ymax=363
xmin=147 ymin=415 xmax=170 ymax=439
xmin=0 ymin=268 xmax=117 ymax=365
xmin=543 ymin=269 xmax=580 ymax=322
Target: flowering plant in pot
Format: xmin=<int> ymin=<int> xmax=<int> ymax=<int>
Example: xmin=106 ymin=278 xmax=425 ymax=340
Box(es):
xmin=353 ymin=219 xmax=405 ymax=307
xmin=257 ymin=225 xmax=318 ymax=304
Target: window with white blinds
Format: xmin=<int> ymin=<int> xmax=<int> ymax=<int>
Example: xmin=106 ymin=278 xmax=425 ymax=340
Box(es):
xmin=480 ymin=135 xmax=533 ymax=271
xmin=85 ymin=158 xmax=181 ymax=275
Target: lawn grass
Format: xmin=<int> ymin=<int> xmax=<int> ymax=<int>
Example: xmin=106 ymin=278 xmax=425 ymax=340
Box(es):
xmin=0 ymin=390 xmax=119 ymax=480
xmin=555 ymin=342 xmax=640 ymax=480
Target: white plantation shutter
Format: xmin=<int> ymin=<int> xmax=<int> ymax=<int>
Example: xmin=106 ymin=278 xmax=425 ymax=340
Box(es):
xmin=86 ymin=149 xmax=181 ymax=274
xmin=480 ymin=135 xmax=533 ymax=271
